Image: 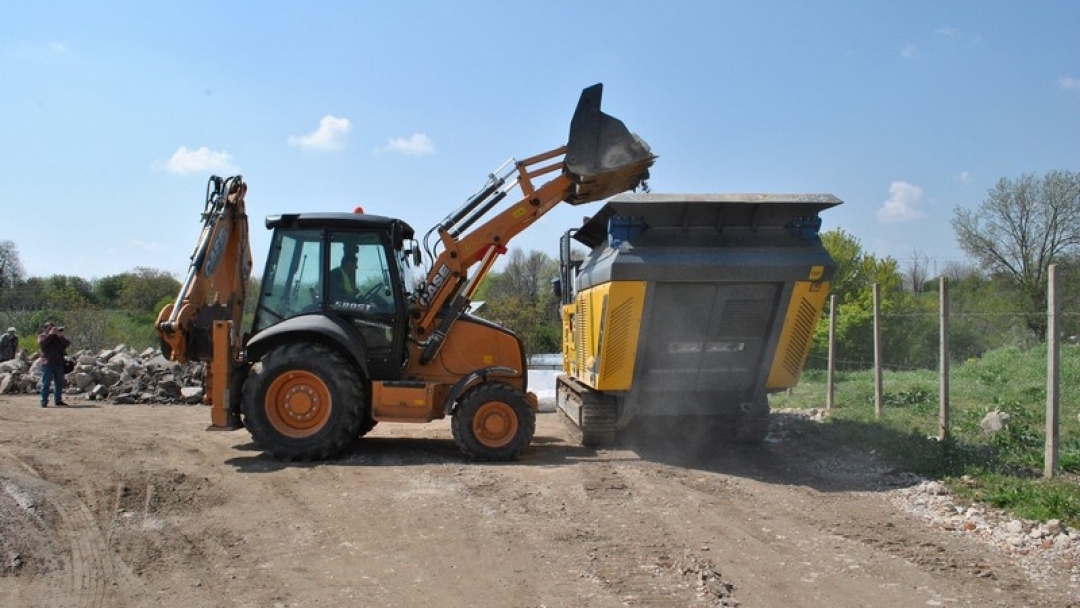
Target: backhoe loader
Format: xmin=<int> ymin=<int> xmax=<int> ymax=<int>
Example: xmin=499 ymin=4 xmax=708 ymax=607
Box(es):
xmin=156 ymin=83 xmax=655 ymax=461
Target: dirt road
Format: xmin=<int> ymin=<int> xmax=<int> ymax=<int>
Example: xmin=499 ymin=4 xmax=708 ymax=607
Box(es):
xmin=1 ymin=393 xmax=1076 ymax=607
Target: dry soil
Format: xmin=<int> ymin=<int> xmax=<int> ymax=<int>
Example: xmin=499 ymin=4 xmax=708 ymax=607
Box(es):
xmin=1 ymin=393 xmax=1077 ymax=608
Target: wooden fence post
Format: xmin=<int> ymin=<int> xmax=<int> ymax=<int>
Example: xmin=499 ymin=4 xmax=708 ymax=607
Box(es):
xmin=939 ymin=276 xmax=949 ymax=442
xmin=827 ymin=294 xmax=836 ymax=411
xmin=873 ymin=282 xmax=882 ymax=419
xmin=1045 ymin=264 xmax=1060 ymax=479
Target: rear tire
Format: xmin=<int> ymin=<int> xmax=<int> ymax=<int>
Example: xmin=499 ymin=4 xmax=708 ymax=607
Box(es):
xmin=241 ymin=342 xmax=364 ymax=461
xmin=451 ymin=383 xmax=535 ymax=461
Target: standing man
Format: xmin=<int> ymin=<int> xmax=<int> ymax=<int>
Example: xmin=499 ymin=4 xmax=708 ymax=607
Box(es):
xmin=38 ymin=321 xmax=70 ymax=407
xmin=0 ymin=326 xmax=17 ymax=361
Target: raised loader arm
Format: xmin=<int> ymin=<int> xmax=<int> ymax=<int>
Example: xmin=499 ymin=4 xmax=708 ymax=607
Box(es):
xmin=411 ymin=84 xmax=655 ymax=364
xmin=156 ymin=175 xmax=252 ymax=428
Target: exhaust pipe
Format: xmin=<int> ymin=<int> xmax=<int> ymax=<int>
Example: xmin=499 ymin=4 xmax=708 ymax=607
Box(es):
xmin=564 ymin=83 xmax=656 ymax=204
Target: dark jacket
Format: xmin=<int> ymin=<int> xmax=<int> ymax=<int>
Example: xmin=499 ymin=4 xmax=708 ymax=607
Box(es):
xmin=38 ymin=331 xmax=70 ymax=366
xmin=0 ymin=333 xmax=16 ymax=360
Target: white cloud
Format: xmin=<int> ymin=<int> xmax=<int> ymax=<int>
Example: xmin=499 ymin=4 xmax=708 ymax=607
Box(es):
xmin=1057 ymin=76 xmax=1080 ymax=91
xmin=156 ymin=146 xmax=238 ymax=175
xmin=958 ymin=171 xmax=973 ymax=185
xmin=877 ymin=181 xmax=927 ymax=224
xmin=380 ymin=133 xmax=436 ymax=156
xmin=288 ymin=115 xmax=352 ymax=151
xmin=935 ymin=26 xmax=981 ymax=45
xmin=899 ymin=44 xmax=918 ymax=59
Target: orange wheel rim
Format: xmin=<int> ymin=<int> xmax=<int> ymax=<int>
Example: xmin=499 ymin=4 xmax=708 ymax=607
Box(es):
xmin=265 ymin=370 xmax=332 ymax=438
xmin=472 ymin=401 xmax=518 ymax=448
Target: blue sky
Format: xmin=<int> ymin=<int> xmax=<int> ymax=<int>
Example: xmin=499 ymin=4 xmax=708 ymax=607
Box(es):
xmin=2 ymin=1 xmax=1078 ymax=281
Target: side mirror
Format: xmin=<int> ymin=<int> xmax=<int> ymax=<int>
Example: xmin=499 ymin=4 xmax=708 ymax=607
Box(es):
xmin=411 ymin=243 xmax=421 ymax=267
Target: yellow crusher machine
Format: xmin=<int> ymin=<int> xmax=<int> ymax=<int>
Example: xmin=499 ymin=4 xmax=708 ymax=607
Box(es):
xmin=555 ymin=193 xmax=842 ymax=445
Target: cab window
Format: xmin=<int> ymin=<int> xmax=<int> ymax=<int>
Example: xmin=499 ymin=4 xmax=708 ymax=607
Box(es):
xmin=254 ymin=230 xmax=322 ymax=331
xmin=327 ymin=233 xmax=396 ymax=313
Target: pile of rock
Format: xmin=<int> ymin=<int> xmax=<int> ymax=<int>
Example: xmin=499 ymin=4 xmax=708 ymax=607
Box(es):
xmin=890 ymin=478 xmax=1080 ymax=589
xmin=0 ymin=345 xmax=205 ymax=405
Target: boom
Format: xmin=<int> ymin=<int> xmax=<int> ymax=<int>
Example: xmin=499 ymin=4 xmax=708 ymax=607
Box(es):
xmin=411 ymin=84 xmax=655 ymax=364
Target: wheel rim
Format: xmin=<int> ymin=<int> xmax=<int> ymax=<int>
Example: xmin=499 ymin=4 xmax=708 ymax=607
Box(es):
xmin=472 ymin=401 xmax=518 ymax=448
xmin=265 ymin=370 xmax=332 ymax=438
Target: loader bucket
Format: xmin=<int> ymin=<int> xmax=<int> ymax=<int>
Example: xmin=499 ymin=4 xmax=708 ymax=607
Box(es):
xmin=564 ymin=83 xmax=656 ymax=204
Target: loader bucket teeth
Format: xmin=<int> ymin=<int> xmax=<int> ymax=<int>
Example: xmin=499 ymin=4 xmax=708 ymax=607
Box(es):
xmin=564 ymin=83 xmax=656 ymax=204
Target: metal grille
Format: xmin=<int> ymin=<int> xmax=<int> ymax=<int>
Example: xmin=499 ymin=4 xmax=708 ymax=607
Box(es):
xmin=602 ymin=298 xmax=635 ymax=377
xmin=780 ymin=296 xmax=818 ymax=378
xmin=718 ymin=300 xmax=770 ymax=337
xmin=576 ymin=296 xmax=588 ymax=374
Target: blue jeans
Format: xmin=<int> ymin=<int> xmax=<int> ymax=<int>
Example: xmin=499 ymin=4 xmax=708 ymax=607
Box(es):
xmin=41 ymin=361 xmax=65 ymax=405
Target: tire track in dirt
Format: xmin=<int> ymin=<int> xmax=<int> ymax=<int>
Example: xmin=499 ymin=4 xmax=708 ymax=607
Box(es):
xmin=572 ymin=458 xmax=738 ymax=607
xmin=450 ymin=451 xmax=740 ymax=607
xmin=0 ymin=446 xmax=143 ymax=607
xmin=619 ymin=437 xmax=1072 ymax=608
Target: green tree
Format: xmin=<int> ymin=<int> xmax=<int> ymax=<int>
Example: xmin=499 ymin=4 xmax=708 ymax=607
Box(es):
xmin=117 ymin=267 xmax=181 ymax=312
xmin=952 ymin=170 xmax=1080 ymax=339
xmin=927 ymin=262 xmax=1012 ymax=358
xmin=94 ymin=274 xmax=126 ymax=308
xmin=0 ymin=277 xmax=46 ymax=310
xmin=0 ymin=240 xmax=25 ymax=288
xmin=811 ymin=229 xmax=913 ymax=369
xmin=476 ymin=249 xmax=561 ymax=355
xmin=43 ymin=275 xmax=95 ymax=311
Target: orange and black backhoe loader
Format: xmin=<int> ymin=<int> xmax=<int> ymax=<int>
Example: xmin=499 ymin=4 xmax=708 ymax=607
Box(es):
xmin=156 ymin=84 xmax=655 ymax=461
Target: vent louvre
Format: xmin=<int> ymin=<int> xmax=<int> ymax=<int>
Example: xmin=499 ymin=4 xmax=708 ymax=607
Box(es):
xmin=576 ymin=297 xmax=588 ymax=373
xmin=781 ymin=296 xmax=818 ymax=377
xmin=602 ymin=298 xmax=634 ymax=376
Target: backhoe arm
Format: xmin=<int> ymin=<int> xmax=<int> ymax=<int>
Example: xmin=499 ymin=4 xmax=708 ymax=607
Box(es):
xmin=156 ymin=175 xmax=252 ymax=365
xmin=411 ymin=84 xmax=655 ymax=364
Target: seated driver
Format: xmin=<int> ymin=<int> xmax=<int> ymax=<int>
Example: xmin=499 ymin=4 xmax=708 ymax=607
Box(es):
xmin=329 ymin=252 xmax=360 ymax=302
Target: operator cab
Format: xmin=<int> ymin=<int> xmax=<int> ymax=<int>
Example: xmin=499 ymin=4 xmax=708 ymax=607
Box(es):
xmin=253 ymin=212 xmax=418 ymax=378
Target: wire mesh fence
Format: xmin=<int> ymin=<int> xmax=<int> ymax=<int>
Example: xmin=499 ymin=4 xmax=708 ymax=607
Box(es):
xmin=779 ymin=273 xmax=1079 ymax=478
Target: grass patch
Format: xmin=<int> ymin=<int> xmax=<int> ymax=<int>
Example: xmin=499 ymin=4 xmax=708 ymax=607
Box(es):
xmin=773 ymin=345 xmax=1080 ymax=527
xmin=950 ymin=472 xmax=1080 ymax=524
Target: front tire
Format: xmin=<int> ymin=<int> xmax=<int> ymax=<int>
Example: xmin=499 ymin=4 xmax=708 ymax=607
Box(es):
xmin=451 ymin=383 xmax=535 ymax=461
xmin=241 ymin=342 xmax=364 ymax=461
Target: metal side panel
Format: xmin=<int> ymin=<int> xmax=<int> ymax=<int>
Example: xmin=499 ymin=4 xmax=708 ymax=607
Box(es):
xmin=594 ymin=281 xmax=647 ymax=391
xmin=638 ymin=282 xmax=781 ymax=394
xmin=571 ymin=281 xmax=647 ymax=392
xmin=766 ymin=280 xmax=830 ymax=390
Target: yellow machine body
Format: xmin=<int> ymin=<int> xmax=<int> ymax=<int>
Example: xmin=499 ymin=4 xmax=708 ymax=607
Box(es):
xmin=562 ymin=281 xmax=646 ymax=391
xmin=765 ymin=278 xmax=831 ymax=390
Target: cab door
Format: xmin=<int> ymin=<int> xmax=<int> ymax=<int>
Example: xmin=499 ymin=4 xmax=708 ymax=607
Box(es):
xmin=325 ymin=231 xmax=410 ymax=380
